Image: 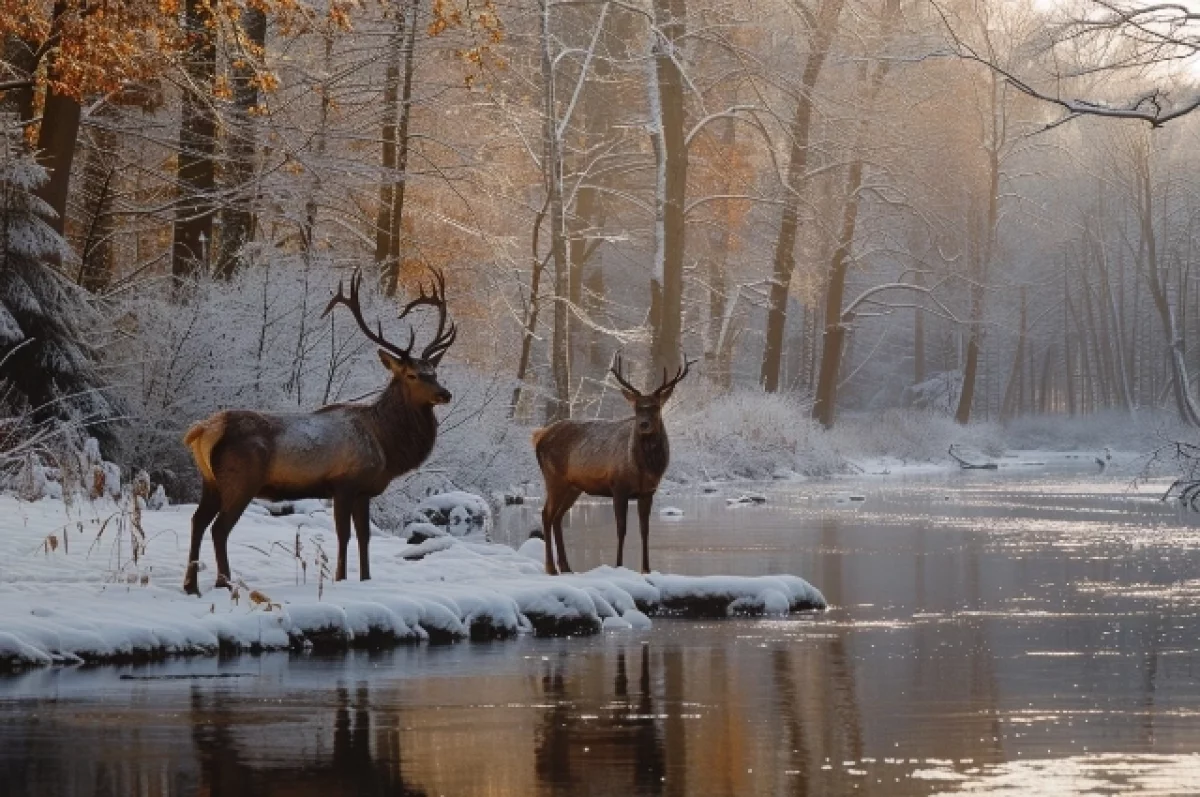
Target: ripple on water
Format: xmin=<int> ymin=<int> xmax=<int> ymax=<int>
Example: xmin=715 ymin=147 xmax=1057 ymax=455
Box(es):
xmin=914 ymin=753 xmax=1200 ymax=795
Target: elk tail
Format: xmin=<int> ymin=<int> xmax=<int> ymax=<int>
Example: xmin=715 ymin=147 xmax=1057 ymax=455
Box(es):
xmin=183 ymin=414 xmax=227 ymax=484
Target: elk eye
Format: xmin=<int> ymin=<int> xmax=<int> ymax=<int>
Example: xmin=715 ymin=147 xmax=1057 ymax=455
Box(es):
xmin=407 ymin=373 xmax=417 ymax=380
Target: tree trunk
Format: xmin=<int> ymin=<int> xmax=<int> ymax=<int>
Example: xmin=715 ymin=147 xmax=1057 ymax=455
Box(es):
xmin=171 ymin=0 xmax=218 ymax=282
xmin=76 ymin=122 xmax=116 ymax=292
xmin=382 ymin=0 xmax=421 ymax=296
xmin=32 ymin=3 xmax=80 ymax=236
xmin=648 ymin=0 xmax=688 ymax=376
xmin=1136 ymin=147 xmax=1200 ymax=425
xmin=1000 ymin=286 xmax=1026 ymax=422
xmin=512 ymin=201 xmax=549 ymax=417
xmin=812 ymin=157 xmax=863 ymax=428
xmin=913 ymin=269 xmax=926 ymax=386
xmin=214 ymin=6 xmax=267 ymax=279
xmin=1064 ymin=268 xmax=1076 ymax=415
xmin=540 ymin=0 xmax=571 ymax=421
xmin=760 ymin=0 xmax=844 ymax=391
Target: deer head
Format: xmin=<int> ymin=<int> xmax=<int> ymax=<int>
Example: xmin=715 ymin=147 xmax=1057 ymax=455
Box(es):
xmin=323 ymin=266 xmax=458 ymax=407
xmin=609 ymin=354 xmax=695 ymax=435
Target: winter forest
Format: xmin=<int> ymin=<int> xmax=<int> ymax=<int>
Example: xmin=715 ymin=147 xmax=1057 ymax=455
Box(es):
xmin=4 ymin=0 xmax=1200 ymax=501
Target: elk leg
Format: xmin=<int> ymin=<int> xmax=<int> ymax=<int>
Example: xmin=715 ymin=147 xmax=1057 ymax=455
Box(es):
xmin=637 ymin=493 xmax=654 ymax=574
xmin=351 ymin=496 xmax=372 ymax=581
xmin=541 ymin=496 xmax=559 ymax=576
xmin=333 ymin=495 xmax=352 ymax=581
xmin=211 ymin=494 xmax=253 ymax=589
xmin=553 ymin=488 xmax=581 ymax=574
xmin=183 ymin=484 xmax=221 ymax=595
xmin=613 ymin=494 xmax=629 ymax=569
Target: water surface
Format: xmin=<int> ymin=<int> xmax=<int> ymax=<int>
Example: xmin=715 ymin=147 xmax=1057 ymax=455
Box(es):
xmin=5 ymin=465 xmax=1200 ymax=796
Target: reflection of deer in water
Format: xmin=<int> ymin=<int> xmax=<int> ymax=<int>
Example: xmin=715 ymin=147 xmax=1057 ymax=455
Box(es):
xmin=533 ymin=356 xmax=694 ymax=575
xmin=188 ymin=682 xmax=426 ymax=796
xmin=182 ymin=268 xmax=457 ymax=595
xmin=534 ymin=646 xmax=665 ymax=795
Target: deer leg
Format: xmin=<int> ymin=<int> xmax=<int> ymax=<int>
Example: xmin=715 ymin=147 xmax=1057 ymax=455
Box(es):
xmin=613 ymin=494 xmax=629 ymax=569
xmin=637 ymin=493 xmax=654 ymax=575
xmin=211 ymin=493 xmax=254 ymax=590
xmin=333 ymin=495 xmax=352 ymax=581
xmin=183 ymin=484 xmax=221 ymax=595
xmin=553 ymin=489 xmax=581 ymax=574
xmin=350 ymin=496 xmax=371 ymax=581
xmin=541 ymin=496 xmax=559 ymax=576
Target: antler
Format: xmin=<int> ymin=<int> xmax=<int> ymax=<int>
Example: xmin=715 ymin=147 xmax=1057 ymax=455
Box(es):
xmin=652 ymin=353 xmax=696 ymax=398
xmin=609 ymin=354 xmax=642 ymax=397
xmin=323 ymin=266 xmax=414 ymax=360
xmin=398 ymin=267 xmax=457 ymax=366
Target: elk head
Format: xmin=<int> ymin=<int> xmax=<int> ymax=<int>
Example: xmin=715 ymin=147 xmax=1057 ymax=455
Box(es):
xmin=610 ymin=354 xmax=695 ymax=435
xmin=323 ymin=266 xmax=458 ymax=407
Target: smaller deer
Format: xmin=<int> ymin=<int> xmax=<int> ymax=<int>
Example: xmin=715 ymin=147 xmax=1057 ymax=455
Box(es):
xmin=181 ymin=267 xmax=456 ymax=595
xmin=532 ymin=355 xmax=694 ymax=575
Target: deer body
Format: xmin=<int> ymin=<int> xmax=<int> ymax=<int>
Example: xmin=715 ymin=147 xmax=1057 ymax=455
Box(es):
xmin=182 ymin=268 xmax=456 ymax=596
xmin=534 ymin=356 xmax=692 ymax=576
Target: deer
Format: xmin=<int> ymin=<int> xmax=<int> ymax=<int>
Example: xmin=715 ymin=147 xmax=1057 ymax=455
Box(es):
xmin=532 ymin=354 xmax=694 ymax=576
xmin=181 ymin=266 xmax=457 ymax=596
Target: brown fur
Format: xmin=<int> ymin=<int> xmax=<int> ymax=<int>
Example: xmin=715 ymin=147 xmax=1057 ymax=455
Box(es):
xmin=534 ymin=356 xmax=693 ymax=576
xmin=183 ymin=414 xmax=226 ymax=484
xmin=182 ymin=267 xmax=456 ymax=596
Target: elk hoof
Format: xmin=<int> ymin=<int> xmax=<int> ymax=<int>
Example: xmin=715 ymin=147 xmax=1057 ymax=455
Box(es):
xmin=545 ymin=565 xmax=559 ymax=576
xmin=213 ymin=574 xmax=232 ymax=590
xmin=183 ymin=581 xmax=200 ymax=597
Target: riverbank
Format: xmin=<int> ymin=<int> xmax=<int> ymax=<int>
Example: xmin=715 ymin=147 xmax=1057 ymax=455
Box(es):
xmin=0 ymin=491 xmax=825 ymax=670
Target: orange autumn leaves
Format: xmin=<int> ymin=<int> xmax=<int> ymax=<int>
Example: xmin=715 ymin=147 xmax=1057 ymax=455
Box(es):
xmin=0 ymin=0 xmax=352 ymax=109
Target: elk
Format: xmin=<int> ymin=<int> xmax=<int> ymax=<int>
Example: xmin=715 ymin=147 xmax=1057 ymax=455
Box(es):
xmin=181 ymin=267 xmax=457 ymax=596
xmin=532 ymin=355 xmax=694 ymax=575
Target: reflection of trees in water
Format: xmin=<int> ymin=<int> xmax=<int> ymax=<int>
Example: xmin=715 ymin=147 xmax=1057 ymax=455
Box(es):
xmin=188 ymin=683 xmax=425 ymax=797
xmin=534 ymin=645 xmax=665 ymax=797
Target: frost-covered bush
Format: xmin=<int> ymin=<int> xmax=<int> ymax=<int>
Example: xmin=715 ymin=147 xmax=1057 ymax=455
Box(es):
xmin=668 ymin=388 xmax=844 ymax=481
xmin=835 ymin=409 xmax=1005 ymax=463
xmin=1002 ymin=409 xmax=1190 ymax=453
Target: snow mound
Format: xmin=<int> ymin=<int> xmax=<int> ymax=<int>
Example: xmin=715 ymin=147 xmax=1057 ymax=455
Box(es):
xmin=406 ymin=490 xmax=491 ymax=538
xmin=0 ymin=493 xmax=825 ymax=669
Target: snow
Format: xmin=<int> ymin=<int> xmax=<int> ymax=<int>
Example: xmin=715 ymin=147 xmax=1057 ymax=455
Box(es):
xmin=0 ymin=492 xmax=825 ymax=668
xmin=406 ymin=490 xmax=491 ymax=537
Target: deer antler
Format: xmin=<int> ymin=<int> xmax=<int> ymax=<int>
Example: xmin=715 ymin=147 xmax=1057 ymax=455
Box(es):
xmin=398 ymin=267 xmax=457 ymax=366
xmin=323 ymin=266 xmax=414 ymax=360
xmin=609 ymin=354 xmax=643 ymax=397
xmin=652 ymin=354 xmax=696 ymax=398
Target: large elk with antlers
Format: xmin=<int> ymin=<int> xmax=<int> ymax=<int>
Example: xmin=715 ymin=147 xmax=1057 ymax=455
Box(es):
xmin=181 ymin=267 xmax=457 ymax=596
xmin=532 ymin=355 xmax=695 ymax=575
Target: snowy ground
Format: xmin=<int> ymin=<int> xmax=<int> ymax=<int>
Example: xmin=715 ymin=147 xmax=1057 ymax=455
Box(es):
xmin=0 ymin=491 xmax=826 ymax=669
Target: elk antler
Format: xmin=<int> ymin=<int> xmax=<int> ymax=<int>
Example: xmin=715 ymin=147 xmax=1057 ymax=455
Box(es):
xmin=609 ymin=354 xmax=643 ymax=397
xmin=323 ymin=266 xmax=414 ymax=361
xmin=652 ymin=354 xmax=696 ymax=398
xmin=398 ymin=267 xmax=457 ymax=366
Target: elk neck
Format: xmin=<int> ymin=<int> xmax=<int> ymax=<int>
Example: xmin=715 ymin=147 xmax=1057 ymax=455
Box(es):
xmin=371 ymin=378 xmax=439 ymax=473
xmin=629 ymin=418 xmax=670 ymax=477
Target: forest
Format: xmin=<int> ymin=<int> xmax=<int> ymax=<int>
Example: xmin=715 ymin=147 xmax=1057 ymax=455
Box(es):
xmin=3 ymin=0 xmax=1200 ymax=504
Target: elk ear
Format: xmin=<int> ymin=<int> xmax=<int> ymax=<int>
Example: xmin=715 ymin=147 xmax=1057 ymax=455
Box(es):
xmin=378 ymin=349 xmax=410 ymax=376
xmin=656 ymin=384 xmax=676 ymax=404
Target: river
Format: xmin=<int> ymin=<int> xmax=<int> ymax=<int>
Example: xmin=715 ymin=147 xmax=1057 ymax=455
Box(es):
xmin=4 ymin=462 xmax=1200 ymax=796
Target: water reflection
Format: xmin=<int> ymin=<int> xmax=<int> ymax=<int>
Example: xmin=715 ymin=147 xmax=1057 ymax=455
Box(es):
xmin=5 ymin=470 xmax=1200 ymax=796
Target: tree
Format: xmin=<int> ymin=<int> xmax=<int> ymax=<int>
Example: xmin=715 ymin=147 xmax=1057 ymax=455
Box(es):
xmin=0 ymin=122 xmax=114 ymax=429
xmin=760 ymin=0 xmax=844 ymax=392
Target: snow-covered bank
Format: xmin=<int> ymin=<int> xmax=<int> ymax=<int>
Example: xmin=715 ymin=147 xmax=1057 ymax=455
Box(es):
xmin=0 ymin=493 xmax=825 ymax=670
